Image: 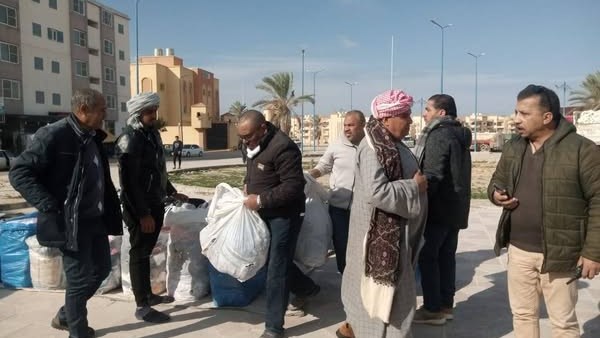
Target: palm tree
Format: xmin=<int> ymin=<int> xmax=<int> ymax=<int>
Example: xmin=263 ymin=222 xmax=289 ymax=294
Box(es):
xmin=570 ymin=71 xmax=600 ymax=110
xmin=253 ymin=72 xmax=314 ymax=134
xmin=228 ymin=101 xmax=247 ymax=117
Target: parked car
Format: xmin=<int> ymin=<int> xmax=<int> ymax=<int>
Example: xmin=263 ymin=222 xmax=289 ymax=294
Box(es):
xmin=0 ymin=149 xmax=14 ymax=171
xmin=182 ymin=144 xmax=204 ymax=157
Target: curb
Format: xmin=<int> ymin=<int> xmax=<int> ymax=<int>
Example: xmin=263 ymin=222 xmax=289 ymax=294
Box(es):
xmin=0 ymin=201 xmax=30 ymax=211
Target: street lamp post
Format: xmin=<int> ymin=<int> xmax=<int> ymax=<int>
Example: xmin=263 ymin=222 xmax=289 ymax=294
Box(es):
xmin=555 ymin=81 xmax=571 ymax=116
xmin=135 ymin=0 xmax=142 ymax=94
xmin=310 ymin=69 xmax=325 ymax=151
xmin=301 ymin=49 xmax=305 ymax=153
xmin=430 ymin=19 xmax=452 ymax=93
xmin=467 ymin=52 xmax=485 ymax=152
xmin=344 ymin=81 xmax=357 ymax=110
xmin=415 ymin=97 xmax=426 ymax=129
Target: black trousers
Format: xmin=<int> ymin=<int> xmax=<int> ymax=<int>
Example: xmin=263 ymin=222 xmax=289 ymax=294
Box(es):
xmin=173 ymin=152 xmax=182 ymax=168
xmin=123 ymin=206 xmax=164 ymax=307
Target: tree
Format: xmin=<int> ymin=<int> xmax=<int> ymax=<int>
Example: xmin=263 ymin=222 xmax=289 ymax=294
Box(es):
xmin=570 ymin=71 xmax=600 ymax=110
xmin=228 ymin=100 xmax=247 ymax=117
xmin=253 ymin=72 xmax=314 ymax=134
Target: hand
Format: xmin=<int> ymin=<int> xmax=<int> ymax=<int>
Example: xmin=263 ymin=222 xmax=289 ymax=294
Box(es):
xmin=413 ymin=170 xmax=427 ymax=193
xmin=493 ymin=190 xmax=519 ymax=210
xmin=578 ymin=256 xmax=600 ymax=279
xmin=171 ymin=193 xmax=188 ymax=202
xmin=309 ymin=169 xmax=321 ymax=179
xmin=140 ymin=215 xmax=156 ymax=233
xmin=244 ymin=194 xmax=260 ymax=211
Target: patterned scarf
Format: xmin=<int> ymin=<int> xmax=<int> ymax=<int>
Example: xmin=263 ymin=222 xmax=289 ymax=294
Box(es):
xmin=364 ymin=116 xmax=405 ymax=286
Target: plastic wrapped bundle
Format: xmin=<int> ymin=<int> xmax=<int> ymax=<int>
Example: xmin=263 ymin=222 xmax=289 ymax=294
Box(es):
xmin=0 ymin=213 xmax=38 ymax=288
xmin=121 ymin=226 xmax=168 ymax=296
xmin=165 ymin=203 xmax=210 ymax=301
xmin=96 ymin=235 xmax=122 ymax=294
xmin=26 ymin=235 xmax=65 ymax=290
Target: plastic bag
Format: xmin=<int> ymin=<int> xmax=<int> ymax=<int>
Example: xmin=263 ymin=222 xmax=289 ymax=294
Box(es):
xmin=294 ymin=173 xmax=332 ymax=272
xmin=121 ymin=225 xmax=168 ymax=296
xmin=0 ymin=213 xmax=37 ymax=288
xmin=200 ymin=183 xmax=270 ymax=282
xmin=96 ymin=235 xmax=122 ymax=294
xmin=165 ymin=203 xmax=210 ymax=301
xmin=26 ymin=235 xmax=66 ymax=290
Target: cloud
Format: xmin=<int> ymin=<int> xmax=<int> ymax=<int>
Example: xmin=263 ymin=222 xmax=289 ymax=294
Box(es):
xmin=339 ymin=35 xmax=359 ymax=48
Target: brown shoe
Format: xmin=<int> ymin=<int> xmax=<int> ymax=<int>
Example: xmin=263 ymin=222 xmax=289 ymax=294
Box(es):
xmin=441 ymin=307 xmax=454 ymax=320
xmin=412 ymin=306 xmax=446 ymax=325
xmin=336 ymin=322 xmax=355 ymax=338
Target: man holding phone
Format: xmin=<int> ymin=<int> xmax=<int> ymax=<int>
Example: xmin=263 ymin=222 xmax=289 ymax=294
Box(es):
xmin=488 ymin=84 xmax=600 ymax=338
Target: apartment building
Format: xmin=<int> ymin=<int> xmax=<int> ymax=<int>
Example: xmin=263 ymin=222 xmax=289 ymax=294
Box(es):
xmin=133 ymin=48 xmax=225 ymax=149
xmin=0 ymin=0 xmax=130 ymax=152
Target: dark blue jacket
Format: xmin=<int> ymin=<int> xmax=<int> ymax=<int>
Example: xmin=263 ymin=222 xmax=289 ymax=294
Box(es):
xmin=9 ymin=115 xmax=123 ymax=251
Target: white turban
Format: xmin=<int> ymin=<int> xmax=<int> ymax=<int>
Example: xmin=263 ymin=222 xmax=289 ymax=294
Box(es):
xmin=126 ymin=92 xmax=160 ymax=128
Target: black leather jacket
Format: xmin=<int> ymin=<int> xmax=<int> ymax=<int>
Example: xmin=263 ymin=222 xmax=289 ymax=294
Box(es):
xmin=9 ymin=115 xmax=123 ymax=251
xmin=116 ymin=125 xmax=176 ymax=218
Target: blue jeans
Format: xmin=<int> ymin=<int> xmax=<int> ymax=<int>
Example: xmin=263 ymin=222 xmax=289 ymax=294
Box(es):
xmin=59 ymin=221 xmax=111 ymax=338
xmin=418 ymin=224 xmax=460 ymax=312
xmin=263 ymin=215 xmax=317 ymax=334
xmin=329 ymin=205 xmax=350 ymax=274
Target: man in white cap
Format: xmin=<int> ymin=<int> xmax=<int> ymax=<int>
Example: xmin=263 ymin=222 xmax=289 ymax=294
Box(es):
xmin=116 ymin=92 xmax=188 ymax=323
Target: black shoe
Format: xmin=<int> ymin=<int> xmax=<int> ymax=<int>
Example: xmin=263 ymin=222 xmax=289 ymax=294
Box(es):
xmin=135 ymin=307 xmax=171 ymax=324
xmin=147 ymin=294 xmax=175 ymax=306
xmin=286 ymin=284 xmax=321 ymax=316
xmin=51 ymin=314 xmax=96 ymax=337
xmin=259 ymin=330 xmax=283 ymax=338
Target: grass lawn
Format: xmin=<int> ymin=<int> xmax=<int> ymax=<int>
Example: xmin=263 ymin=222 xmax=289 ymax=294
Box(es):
xmin=169 ymin=160 xmax=498 ymax=199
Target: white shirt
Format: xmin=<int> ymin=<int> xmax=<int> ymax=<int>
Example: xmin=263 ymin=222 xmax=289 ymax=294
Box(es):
xmin=314 ymin=137 xmax=358 ymax=209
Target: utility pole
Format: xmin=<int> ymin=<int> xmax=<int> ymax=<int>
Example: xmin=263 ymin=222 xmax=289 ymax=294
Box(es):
xmin=556 ymin=81 xmax=572 ymax=116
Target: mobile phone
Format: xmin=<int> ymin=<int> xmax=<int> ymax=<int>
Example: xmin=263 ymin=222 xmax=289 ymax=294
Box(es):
xmin=493 ymin=183 xmax=511 ymax=198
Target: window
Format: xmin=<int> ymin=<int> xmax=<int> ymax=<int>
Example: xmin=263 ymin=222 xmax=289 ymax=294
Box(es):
xmin=118 ymin=50 xmax=125 ymax=61
xmin=35 ymin=91 xmax=45 ymax=104
xmin=1 ymin=79 xmax=20 ymax=99
xmin=87 ymin=19 xmax=98 ymax=29
xmin=32 ymin=0 xmax=40 ymax=3
xmin=51 ymin=61 xmax=59 ymax=74
xmin=32 ymin=23 xmax=42 ymax=37
xmin=159 ymin=83 xmax=165 ymax=91
xmin=103 ymin=39 xmax=113 ymax=55
xmin=89 ymin=77 xmax=100 ymax=84
xmin=73 ymin=0 xmax=85 ymax=15
xmin=34 ymin=57 xmax=43 ymax=70
xmin=0 ymin=5 xmax=17 ymax=27
xmin=75 ymin=60 xmax=88 ymax=77
xmin=102 ymin=10 xmax=113 ymax=27
xmin=88 ymin=48 xmax=99 ymax=56
xmin=118 ymin=23 xmax=124 ymax=34
xmin=0 ymin=42 xmax=18 ymax=64
xmin=73 ymin=29 xmax=86 ymax=47
xmin=52 ymin=93 xmax=61 ymax=106
xmin=49 ymin=0 xmax=57 ymax=10
xmin=119 ymin=75 xmax=126 ymax=86
xmin=47 ymin=28 xmax=64 ymax=43
xmin=120 ymin=102 xmax=127 ymax=112
xmin=104 ymin=67 xmax=115 ymax=82
xmin=106 ymin=95 xmax=116 ymax=109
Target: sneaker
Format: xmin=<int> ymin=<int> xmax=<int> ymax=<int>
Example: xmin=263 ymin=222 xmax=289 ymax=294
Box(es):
xmin=335 ymin=322 xmax=355 ymax=338
xmin=412 ymin=306 xmax=446 ymax=325
xmin=135 ymin=307 xmax=171 ymax=324
xmin=441 ymin=307 xmax=454 ymax=320
xmin=147 ymin=294 xmax=175 ymax=306
xmin=259 ymin=330 xmax=283 ymax=338
xmin=51 ymin=314 xmax=96 ymax=337
xmin=286 ymin=284 xmax=320 ymax=316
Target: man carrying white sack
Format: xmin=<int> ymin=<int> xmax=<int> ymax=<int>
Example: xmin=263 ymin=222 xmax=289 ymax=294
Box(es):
xmin=238 ymin=110 xmax=319 ymax=338
xmin=309 ymin=109 xmax=366 ymax=275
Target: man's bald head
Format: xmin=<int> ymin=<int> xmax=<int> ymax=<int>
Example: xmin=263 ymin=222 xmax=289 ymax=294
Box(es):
xmin=239 ymin=109 xmax=266 ymax=128
xmin=238 ymin=109 xmax=268 ymax=150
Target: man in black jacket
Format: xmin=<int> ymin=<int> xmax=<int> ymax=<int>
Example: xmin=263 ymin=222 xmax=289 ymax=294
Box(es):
xmin=413 ymin=94 xmax=472 ymax=325
xmin=116 ymin=92 xmax=187 ymax=324
xmin=10 ymin=88 xmax=123 ymax=338
xmin=172 ymin=135 xmax=183 ymax=169
xmin=239 ymin=110 xmax=319 ymax=338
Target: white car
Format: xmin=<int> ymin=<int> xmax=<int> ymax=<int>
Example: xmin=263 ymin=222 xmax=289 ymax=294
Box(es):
xmin=182 ymin=144 xmax=204 ymax=157
xmin=0 ymin=150 xmax=13 ymax=171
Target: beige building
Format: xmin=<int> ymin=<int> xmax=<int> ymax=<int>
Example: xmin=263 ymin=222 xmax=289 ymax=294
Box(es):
xmin=132 ymin=49 xmax=234 ymax=150
xmin=463 ymin=113 xmax=516 ymax=136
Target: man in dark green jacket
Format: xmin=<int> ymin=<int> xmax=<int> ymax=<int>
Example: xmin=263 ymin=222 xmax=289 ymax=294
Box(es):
xmin=488 ymin=84 xmax=600 ymax=338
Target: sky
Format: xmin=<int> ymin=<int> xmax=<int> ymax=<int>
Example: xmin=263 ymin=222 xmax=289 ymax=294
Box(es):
xmin=102 ymin=0 xmax=600 ymax=118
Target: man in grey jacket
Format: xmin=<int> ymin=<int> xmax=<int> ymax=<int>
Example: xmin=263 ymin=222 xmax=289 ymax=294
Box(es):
xmin=309 ymin=110 xmax=365 ymax=274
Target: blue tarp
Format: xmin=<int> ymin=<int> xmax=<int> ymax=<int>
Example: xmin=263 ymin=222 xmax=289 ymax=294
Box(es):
xmin=208 ymin=262 xmax=266 ymax=307
xmin=0 ymin=212 xmax=37 ymax=288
